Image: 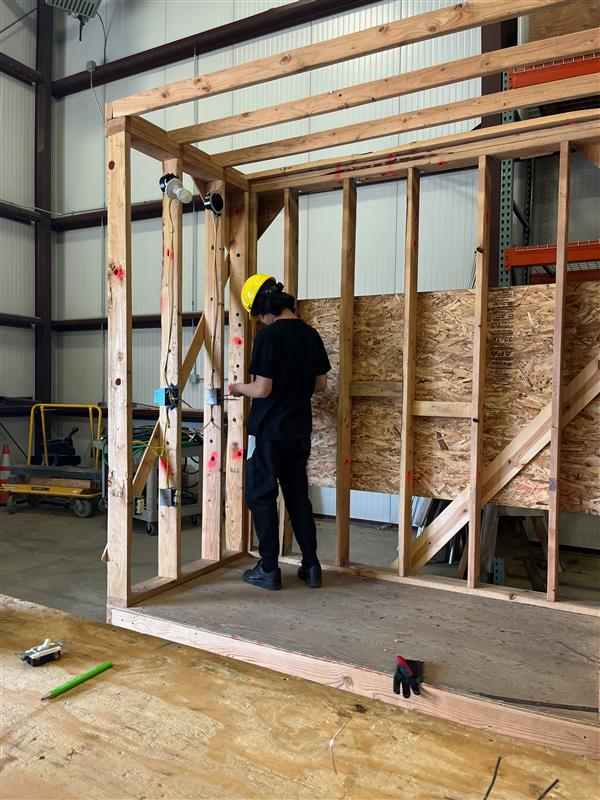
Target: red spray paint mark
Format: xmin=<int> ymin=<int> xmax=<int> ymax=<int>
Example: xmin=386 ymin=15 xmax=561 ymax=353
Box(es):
xmin=234 ymin=206 xmax=242 ymax=215
xmin=438 ymin=160 xmax=447 ymax=167
xmin=413 ymin=239 xmax=417 ymax=250
xmin=407 ymin=470 xmax=413 ymax=482
xmin=334 ymin=163 xmax=342 ymax=183
xmin=232 ymin=336 xmax=243 ymax=346
xmin=170 ymin=250 xmax=174 ymax=262
xmin=111 ymin=264 xmax=125 ymax=281
xmin=166 ymin=248 xmax=170 ymax=259
xmin=232 ymin=447 xmax=244 ymax=460
xmin=343 ymin=457 xmax=350 ymax=466
xmin=208 ymin=451 xmax=219 ymax=469
xmin=159 ymin=458 xmax=174 ymax=477
xmin=108 ymin=160 xmax=115 ymax=170
xmin=381 ymin=156 xmax=397 ymax=178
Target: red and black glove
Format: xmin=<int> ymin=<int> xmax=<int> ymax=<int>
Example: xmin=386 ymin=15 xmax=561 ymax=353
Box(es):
xmin=393 ymin=656 xmax=423 ymax=698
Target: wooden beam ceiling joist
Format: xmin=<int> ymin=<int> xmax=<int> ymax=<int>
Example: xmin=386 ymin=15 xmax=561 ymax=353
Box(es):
xmin=215 ymin=73 xmax=600 ymax=167
xmin=107 ymin=116 xmax=249 ymax=191
xmin=169 ymin=28 xmax=599 ymax=145
xmin=248 ymin=111 xmax=600 ymax=194
xmin=52 ymin=0 xmax=378 ymax=99
xmin=107 ymin=0 xmax=569 ymax=119
xmin=248 ymin=108 xmax=600 ymax=184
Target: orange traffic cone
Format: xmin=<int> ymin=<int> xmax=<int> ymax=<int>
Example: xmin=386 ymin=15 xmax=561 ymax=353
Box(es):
xmin=0 ymin=443 xmax=10 ymax=505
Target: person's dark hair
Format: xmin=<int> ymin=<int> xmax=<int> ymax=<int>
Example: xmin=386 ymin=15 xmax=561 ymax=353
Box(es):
xmin=253 ymin=278 xmax=296 ymax=317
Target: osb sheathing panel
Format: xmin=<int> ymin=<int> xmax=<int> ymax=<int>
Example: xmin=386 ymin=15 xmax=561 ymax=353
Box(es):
xmin=299 ymin=282 xmax=600 ymax=514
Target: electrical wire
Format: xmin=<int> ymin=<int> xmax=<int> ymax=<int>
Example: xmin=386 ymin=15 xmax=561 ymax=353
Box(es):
xmin=95 ymin=9 xmax=108 ymax=65
xmin=0 ymin=421 xmax=27 ymax=459
xmin=0 ymin=6 xmax=36 ymax=36
xmin=469 ymin=248 xmax=477 ymax=290
xmin=481 ymin=757 xmax=502 ymax=800
xmin=90 ymin=70 xmax=105 ymax=124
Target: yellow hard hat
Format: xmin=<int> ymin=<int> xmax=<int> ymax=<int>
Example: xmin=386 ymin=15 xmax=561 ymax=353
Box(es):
xmin=241 ymin=274 xmax=275 ymax=318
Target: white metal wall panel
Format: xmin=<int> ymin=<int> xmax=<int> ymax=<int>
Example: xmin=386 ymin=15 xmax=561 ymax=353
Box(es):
xmin=0 ymin=75 xmax=35 ymax=207
xmin=0 ymin=218 xmax=35 ymax=315
xmin=302 ymin=192 xmax=342 ymax=299
xmin=0 ymin=0 xmax=37 ymax=68
xmin=53 ymin=228 xmax=105 ymax=319
xmin=411 ymin=170 xmax=478 ymax=292
xmin=52 ymin=91 xmax=106 ymax=213
xmin=53 ymin=330 xmax=105 ymax=403
xmin=355 ymin=182 xmax=400 ymax=297
xmin=257 ymin=210 xmax=284 ymax=283
xmin=0 ymin=326 xmax=34 ymax=396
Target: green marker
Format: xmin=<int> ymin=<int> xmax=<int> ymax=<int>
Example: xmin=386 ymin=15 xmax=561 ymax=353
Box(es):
xmin=41 ymin=661 xmax=113 ymax=700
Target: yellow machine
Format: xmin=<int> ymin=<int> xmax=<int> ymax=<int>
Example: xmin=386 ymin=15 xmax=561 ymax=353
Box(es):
xmin=5 ymin=404 xmax=103 ymax=517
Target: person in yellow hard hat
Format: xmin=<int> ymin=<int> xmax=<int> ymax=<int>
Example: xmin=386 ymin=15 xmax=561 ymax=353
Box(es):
xmin=229 ymin=275 xmax=331 ymax=591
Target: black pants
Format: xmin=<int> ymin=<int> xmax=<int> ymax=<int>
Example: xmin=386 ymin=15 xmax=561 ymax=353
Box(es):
xmin=245 ymin=436 xmax=318 ymax=572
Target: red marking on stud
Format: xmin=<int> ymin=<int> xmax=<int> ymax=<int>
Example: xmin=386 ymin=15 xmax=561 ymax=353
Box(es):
xmin=343 ymin=457 xmax=350 ymax=466
xmin=232 ymin=336 xmax=243 ymax=346
xmin=108 ymin=160 xmax=115 ymax=170
xmin=438 ymin=160 xmax=447 ymax=166
xmin=235 ymin=206 xmax=242 ymax=215
xmin=115 ymin=378 xmax=121 ymax=386
xmin=232 ymin=447 xmax=244 ymax=460
xmin=208 ymin=451 xmax=218 ymax=469
xmin=407 ymin=470 xmax=413 ymax=481
xmin=111 ymin=264 xmax=125 ymax=281
xmin=166 ymin=248 xmax=170 ymax=258
xmin=379 ymin=157 xmax=398 ymax=178
xmin=170 ymin=250 xmax=174 ymax=262
xmin=413 ymin=239 xmax=417 ymax=250
xmin=334 ymin=163 xmax=342 ymax=182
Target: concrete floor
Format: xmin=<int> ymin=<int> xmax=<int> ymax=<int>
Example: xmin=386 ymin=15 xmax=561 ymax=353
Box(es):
xmin=0 ymin=503 xmax=397 ymax=620
xmin=3 ymin=501 xmax=597 ymax=620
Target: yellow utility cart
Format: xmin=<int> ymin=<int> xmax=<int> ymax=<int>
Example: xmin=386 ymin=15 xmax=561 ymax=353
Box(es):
xmin=5 ymin=404 xmax=103 ymax=518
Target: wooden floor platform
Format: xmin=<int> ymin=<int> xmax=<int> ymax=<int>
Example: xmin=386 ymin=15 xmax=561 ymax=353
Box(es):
xmin=107 ymin=559 xmax=600 ymax=758
xmin=2 ymin=595 xmax=599 ymax=799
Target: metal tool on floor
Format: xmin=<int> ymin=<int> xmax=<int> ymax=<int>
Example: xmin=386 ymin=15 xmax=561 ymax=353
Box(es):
xmin=17 ymin=638 xmax=70 ymax=666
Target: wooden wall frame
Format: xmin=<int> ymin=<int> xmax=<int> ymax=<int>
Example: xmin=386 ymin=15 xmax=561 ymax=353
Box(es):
xmin=104 ymin=0 xmax=599 ymax=753
xmin=105 ymin=0 xmax=599 ymax=611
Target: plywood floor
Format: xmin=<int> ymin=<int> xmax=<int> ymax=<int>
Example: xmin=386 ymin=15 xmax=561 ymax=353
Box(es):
xmin=124 ymin=558 xmax=600 ymax=725
xmin=2 ymin=595 xmax=598 ymax=800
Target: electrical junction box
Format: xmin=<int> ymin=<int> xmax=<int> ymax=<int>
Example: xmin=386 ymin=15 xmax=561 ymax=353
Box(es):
xmin=45 ymin=0 xmax=101 ymax=19
xmin=154 ymin=384 xmax=179 ymax=410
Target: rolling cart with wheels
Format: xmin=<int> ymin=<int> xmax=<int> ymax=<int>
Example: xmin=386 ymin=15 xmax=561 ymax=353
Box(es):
xmin=4 ymin=404 xmax=103 ymax=516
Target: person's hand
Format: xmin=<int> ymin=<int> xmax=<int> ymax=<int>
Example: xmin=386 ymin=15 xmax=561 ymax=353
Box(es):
xmin=229 ymin=383 xmax=243 ymax=398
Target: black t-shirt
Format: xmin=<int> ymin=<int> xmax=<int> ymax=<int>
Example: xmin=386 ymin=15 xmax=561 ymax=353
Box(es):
xmin=248 ymin=318 xmax=331 ymax=440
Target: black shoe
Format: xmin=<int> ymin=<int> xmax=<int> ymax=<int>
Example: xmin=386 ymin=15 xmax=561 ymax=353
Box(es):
xmin=243 ymin=561 xmax=282 ymax=591
xmin=297 ymin=563 xmax=322 ymax=588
